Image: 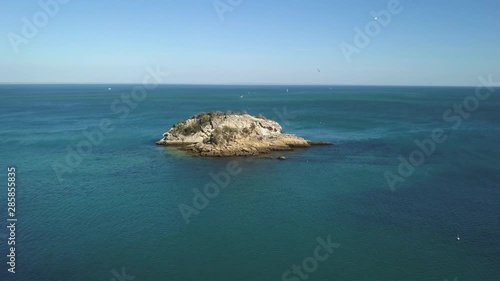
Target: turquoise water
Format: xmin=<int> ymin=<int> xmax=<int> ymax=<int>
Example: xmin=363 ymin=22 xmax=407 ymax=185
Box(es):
xmin=0 ymin=85 xmax=499 ymax=281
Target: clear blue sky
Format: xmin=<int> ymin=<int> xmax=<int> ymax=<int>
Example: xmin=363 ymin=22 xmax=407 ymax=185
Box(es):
xmin=1 ymin=0 xmax=499 ymax=86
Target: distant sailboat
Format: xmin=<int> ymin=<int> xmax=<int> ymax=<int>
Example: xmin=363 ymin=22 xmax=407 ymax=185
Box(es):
xmin=108 ymin=87 xmax=112 ymax=91
xmin=457 ymin=234 xmax=460 ymax=241
xmin=286 ymin=89 xmax=289 ymax=93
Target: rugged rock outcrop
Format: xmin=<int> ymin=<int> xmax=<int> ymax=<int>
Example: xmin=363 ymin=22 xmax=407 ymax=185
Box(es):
xmin=156 ymin=112 xmax=331 ymax=156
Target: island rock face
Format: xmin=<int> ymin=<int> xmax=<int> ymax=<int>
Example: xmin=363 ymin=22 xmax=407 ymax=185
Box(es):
xmin=156 ymin=112 xmax=329 ymax=156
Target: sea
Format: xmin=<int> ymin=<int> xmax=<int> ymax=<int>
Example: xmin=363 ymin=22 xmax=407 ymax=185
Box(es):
xmin=0 ymin=84 xmax=499 ymax=281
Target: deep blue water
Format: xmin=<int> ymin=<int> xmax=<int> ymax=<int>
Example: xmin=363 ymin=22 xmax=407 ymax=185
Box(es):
xmin=0 ymin=85 xmax=499 ymax=281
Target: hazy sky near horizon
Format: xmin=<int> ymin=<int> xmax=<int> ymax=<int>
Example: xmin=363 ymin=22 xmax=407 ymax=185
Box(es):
xmin=1 ymin=0 xmax=499 ymax=86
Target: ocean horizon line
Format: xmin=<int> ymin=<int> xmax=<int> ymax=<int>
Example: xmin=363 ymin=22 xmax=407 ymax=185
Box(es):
xmin=0 ymin=82 xmax=489 ymax=88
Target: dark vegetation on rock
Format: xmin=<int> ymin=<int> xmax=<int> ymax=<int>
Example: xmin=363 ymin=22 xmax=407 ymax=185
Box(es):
xmin=157 ymin=111 xmax=331 ymax=157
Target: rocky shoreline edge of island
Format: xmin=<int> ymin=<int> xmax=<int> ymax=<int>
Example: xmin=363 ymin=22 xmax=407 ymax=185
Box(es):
xmin=156 ymin=111 xmax=332 ymax=157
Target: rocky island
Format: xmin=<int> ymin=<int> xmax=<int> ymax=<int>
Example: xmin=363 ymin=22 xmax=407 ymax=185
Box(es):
xmin=156 ymin=111 xmax=331 ymax=157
